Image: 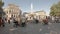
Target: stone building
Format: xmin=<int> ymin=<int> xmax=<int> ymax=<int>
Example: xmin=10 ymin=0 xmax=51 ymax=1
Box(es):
xmin=24 ymin=10 xmax=46 ymax=21
xmin=4 ymin=4 xmax=22 ymax=23
xmin=24 ymin=12 xmax=35 ymax=21
xmin=34 ymin=11 xmax=46 ymax=20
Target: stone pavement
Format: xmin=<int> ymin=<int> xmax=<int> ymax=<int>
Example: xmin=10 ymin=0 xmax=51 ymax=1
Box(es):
xmin=0 ymin=22 xmax=60 ymax=34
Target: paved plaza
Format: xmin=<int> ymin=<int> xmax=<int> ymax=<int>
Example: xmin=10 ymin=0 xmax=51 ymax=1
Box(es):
xmin=0 ymin=22 xmax=60 ymax=34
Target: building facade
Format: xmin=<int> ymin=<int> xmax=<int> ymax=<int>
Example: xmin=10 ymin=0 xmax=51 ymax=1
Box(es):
xmin=35 ymin=11 xmax=46 ymax=20
xmin=4 ymin=4 xmax=22 ymax=22
xmin=24 ymin=11 xmax=46 ymax=21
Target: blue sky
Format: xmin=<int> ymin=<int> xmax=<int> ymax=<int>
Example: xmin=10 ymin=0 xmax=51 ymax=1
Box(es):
xmin=3 ymin=0 xmax=60 ymax=15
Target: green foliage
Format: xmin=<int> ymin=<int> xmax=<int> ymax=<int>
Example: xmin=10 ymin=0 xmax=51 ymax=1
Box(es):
xmin=50 ymin=1 xmax=60 ymax=17
xmin=0 ymin=0 xmax=4 ymax=7
xmin=0 ymin=0 xmax=5 ymax=16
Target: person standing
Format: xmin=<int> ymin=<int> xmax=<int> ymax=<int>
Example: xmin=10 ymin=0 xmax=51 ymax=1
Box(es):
xmin=21 ymin=17 xmax=26 ymax=27
xmin=21 ymin=22 xmax=26 ymax=27
xmin=8 ymin=20 xmax=10 ymax=24
xmin=0 ymin=17 xmax=2 ymax=27
xmin=2 ymin=19 xmax=5 ymax=27
xmin=35 ymin=19 xmax=39 ymax=24
xmin=13 ymin=19 xmax=18 ymax=27
xmin=43 ymin=18 xmax=48 ymax=25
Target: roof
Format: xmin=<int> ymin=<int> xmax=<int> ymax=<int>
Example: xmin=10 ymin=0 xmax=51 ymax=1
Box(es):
xmin=34 ymin=10 xmax=46 ymax=13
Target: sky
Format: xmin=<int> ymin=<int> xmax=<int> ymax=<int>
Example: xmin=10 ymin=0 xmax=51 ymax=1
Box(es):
xmin=3 ymin=0 xmax=60 ymax=16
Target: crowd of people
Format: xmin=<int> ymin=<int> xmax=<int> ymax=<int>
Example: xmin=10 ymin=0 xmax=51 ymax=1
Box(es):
xmin=0 ymin=16 xmax=60 ymax=28
xmin=0 ymin=17 xmax=27 ymax=27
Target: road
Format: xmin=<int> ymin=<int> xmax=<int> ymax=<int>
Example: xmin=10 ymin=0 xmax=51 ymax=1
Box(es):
xmin=0 ymin=22 xmax=60 ymax=34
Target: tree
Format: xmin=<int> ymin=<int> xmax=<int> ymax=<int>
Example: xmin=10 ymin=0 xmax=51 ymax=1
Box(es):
xmin=0 ymin=0 xmax=5 ymax=17
xmin=50 ymin=1 xmax=60 ymax=17
xmin=0 ymin=0 xmax=4 ymax=7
